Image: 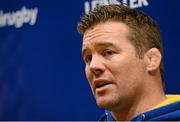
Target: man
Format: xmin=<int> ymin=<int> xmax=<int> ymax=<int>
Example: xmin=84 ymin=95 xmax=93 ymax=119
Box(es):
xmin=77 ymin=4 xmax=180 ymax=121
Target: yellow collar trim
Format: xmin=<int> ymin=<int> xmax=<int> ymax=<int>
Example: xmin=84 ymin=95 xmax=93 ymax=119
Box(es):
xmin=151 ymin=94 xmax=180 ymax=110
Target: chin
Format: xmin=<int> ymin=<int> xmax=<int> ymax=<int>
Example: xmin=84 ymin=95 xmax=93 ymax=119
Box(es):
xmin=96 ymin=96 xmax=115 ymax=109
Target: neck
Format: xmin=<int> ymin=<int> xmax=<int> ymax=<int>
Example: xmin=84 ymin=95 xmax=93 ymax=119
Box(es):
xmin=111 ymin=75 xmax=166 ymax=120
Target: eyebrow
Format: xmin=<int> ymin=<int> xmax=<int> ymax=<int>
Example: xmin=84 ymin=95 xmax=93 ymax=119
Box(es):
xmin=81 ymin=42 xmax=115 ymax=56
xmin=95 ymin=42 xmax=114 ymax=47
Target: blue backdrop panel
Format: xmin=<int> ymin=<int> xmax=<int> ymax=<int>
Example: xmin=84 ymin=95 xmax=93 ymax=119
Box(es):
xmin=0 ymin=0 xmax=180 ymax=120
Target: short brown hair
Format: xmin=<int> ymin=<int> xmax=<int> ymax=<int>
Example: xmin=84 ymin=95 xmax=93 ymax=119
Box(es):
xmin=77 ymin=4 xmax=164 ymax=84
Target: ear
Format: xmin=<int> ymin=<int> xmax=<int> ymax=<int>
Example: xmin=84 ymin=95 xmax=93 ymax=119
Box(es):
xmin=144 ymin=48 xmax=162 ymax=72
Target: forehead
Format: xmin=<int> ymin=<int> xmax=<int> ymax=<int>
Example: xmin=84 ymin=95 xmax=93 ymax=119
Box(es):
xmin=82 ymin=21 xmax=130 ymax=48
xmin=84 ymin=21 xmax=129 ymax=39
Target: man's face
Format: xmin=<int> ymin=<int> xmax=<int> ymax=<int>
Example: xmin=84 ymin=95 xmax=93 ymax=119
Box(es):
xmin=82 ymin=21 xmax=147 ymax=111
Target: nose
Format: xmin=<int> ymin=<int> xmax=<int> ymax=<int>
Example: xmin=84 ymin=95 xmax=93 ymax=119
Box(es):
xmin=89 ymin=55 xmax=105 ymax=77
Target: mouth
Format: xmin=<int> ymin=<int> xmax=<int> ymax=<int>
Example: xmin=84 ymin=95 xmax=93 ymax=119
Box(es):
xmin=94 ymin=79 xmax=112 ymax=89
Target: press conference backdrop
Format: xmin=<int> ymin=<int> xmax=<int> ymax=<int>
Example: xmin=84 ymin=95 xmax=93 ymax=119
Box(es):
xmin=0 ymin=0 xmax=180 ymax=120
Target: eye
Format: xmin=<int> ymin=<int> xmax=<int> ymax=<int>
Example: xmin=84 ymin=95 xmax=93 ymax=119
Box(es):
xmin=84 ymin=55 xmax=92 ymax=64
xmin=103 ymin=49 xmax=114 ymax=57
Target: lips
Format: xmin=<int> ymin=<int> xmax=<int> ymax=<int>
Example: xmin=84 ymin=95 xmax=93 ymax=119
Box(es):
xmin=94 ymin=79 xmax=112 ymax=89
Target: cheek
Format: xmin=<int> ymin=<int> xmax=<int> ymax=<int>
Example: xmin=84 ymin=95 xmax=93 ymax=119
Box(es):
xmin=85 ymin=67 xmax=95 ymax=94
xmin=111 ymin=58 xmax=145 ymax=83
xmin=85 ymin=67 xmax=92 ymax=84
